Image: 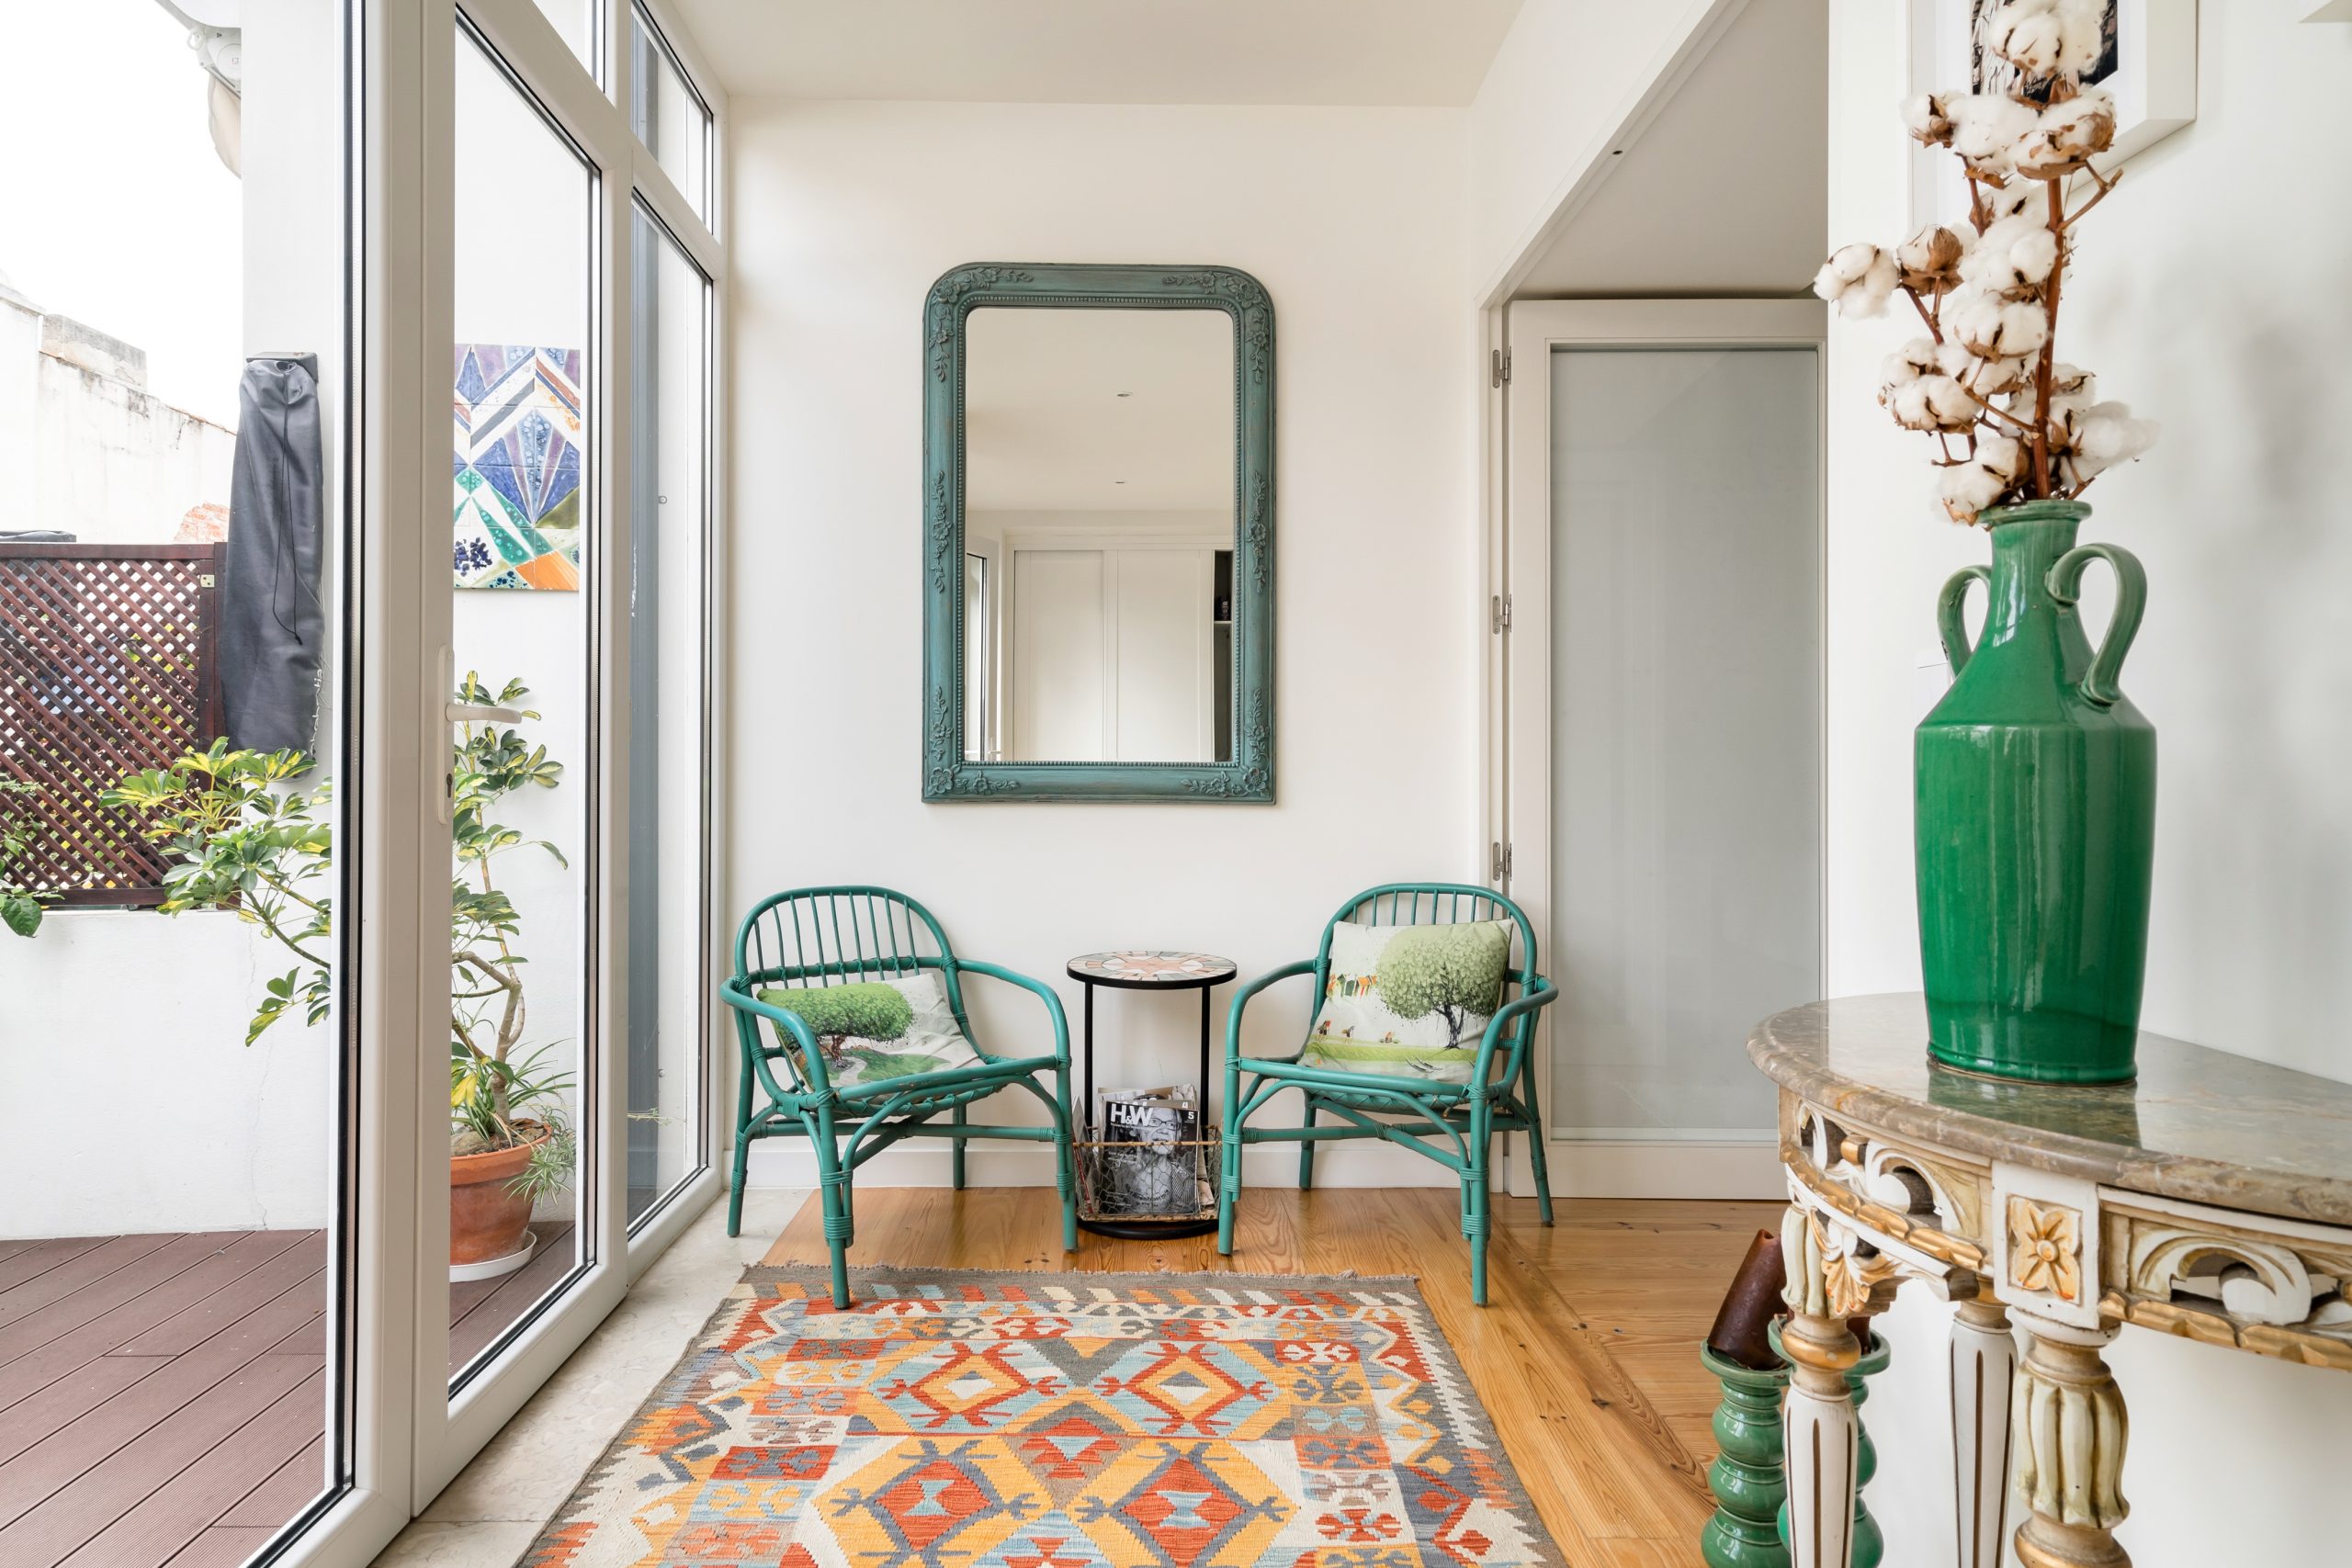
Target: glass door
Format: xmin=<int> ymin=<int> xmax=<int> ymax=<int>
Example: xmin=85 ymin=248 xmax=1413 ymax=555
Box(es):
xmin=413 ymin=0 xmax=722 ymax=1506
xmin=1501 ymin=300 xmax=1824 ymax=1197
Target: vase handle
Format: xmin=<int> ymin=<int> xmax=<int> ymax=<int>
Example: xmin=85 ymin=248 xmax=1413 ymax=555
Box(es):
xmin=1936 ymin=564 xmax=1991 ymax=674
xmin=2045 ymin=543 xmax=2147 ymax=707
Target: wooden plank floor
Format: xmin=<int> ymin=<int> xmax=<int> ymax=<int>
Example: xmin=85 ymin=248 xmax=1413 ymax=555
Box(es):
xmin=761 ymin=1187 xmax=1783 ymax=1568
xmin=0 ymin=1220 xmax=574 ymax=1568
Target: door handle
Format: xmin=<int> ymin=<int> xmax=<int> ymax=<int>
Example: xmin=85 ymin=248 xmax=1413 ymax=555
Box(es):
xmin=437 ymin=646 xmax=527 ymax=823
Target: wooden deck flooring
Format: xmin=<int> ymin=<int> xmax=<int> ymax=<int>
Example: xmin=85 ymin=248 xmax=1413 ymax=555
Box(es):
xmin=0 ymin=1221 xmax=574 ymax=1568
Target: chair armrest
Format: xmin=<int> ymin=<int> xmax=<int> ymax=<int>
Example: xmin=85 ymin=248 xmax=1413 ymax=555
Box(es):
xmin=1471 ymin=973 xmax=1559 ymax=1094
xmin=1225 ymin=958 xmax=1319 ymax=1066
xmin=952 ymin=959 xmax=1072 ymax=1062
xmin=719 ymin=976 xmax=833 ymax=1099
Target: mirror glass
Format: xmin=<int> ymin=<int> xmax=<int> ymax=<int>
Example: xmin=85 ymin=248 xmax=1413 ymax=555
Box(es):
xmin=959 ymin=307 xmax=1235 ymax=765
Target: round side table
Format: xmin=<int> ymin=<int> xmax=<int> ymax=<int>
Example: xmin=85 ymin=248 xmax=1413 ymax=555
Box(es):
xmin=1066 ymin=951 xmax=1237 ymax=1239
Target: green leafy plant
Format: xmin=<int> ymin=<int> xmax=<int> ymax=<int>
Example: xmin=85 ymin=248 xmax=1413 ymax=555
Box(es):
xmin=107 ymin=673 xmax=577 ymax=1199
xmin=0 ymin=779 xmax=58 ymax=938
xmin=446 ymin=673 xmax=572 ymax=1182
xmin=104 ymin=747 xmax=333 ymax=1040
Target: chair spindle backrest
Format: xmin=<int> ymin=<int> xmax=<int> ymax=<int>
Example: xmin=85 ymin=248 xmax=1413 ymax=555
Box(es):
xmin=735 ymin=886 xmax=953 ymax=992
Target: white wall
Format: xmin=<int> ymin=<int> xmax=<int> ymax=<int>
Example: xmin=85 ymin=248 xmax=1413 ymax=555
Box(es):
xmin=728 ymin=98 xmax=1477 ymax=1184
xmin=1823 ymin=4 xmax=2352 ymax=1562
xmin=1466 ymin=0 xmax=1749 ymax=302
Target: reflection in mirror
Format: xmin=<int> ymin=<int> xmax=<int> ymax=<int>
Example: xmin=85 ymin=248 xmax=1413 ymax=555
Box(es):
xmin=962 ymin=308 xmax=1234 ymax=765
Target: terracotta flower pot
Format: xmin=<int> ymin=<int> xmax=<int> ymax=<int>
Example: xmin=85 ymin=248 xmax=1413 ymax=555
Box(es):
xmin=449 ymin=1126 xmax=548 ymax=1268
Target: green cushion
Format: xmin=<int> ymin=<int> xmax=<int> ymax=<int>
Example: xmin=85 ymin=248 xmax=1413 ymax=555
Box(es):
xmin=758 ymin=971 xmax=982 ymax=1089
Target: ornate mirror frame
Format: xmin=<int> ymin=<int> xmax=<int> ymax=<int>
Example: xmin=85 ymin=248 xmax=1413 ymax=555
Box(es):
xmin=921 ymin=262 xmax=1275 ymax=802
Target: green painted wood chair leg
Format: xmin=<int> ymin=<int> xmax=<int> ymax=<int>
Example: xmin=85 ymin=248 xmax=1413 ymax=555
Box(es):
xmin=1216 ymin=1053 xmax=1243 ymax=1256
xmin=1770 ymin=1322 xmax=1890 ymax=1568
xmin=1297 ymin=1099 xmax=1318 ymax=1190
xmin=726 ymin=1059 xmax=754 ymax=1237
xmin=1517 ymin=1063 xmax=1555 ymax=1225
xmin=1700 ymin=1345 xmax=1791 ymax=1568
xmin=951 ymin=1103 xmax=967 ymax=1190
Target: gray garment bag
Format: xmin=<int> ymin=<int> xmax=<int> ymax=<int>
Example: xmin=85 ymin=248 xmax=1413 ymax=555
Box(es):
xmin=219 ymin=357 xmax=325 ymax=755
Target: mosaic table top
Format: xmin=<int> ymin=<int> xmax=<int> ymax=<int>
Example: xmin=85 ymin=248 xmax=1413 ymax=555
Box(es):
xmin=1066 ymin=952 xmax=1238 ymax=989
xmin=1749 ymin=993 xmax=2352 ymax=1228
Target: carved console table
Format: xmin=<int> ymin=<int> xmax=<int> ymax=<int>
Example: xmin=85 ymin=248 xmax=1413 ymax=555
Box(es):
xmin=1751 ymin=994 xmax=2352 ymax=1568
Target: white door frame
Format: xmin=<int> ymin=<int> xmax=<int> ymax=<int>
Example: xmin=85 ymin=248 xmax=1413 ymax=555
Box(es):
xmin=1493 ymin=299 xmax=1824 ymax=1201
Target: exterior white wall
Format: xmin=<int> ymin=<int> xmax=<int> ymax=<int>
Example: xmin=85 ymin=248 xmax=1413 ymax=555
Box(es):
xmin=0 ymin=292 xmax=235 ymax=543
xmin=727 ymin=98 xmax=1479 ymax=1185
xmin=1824 ymin=4 xmax=2352 ymax=1562
xmin=0 ymin=909 xmax=336 ymax=1233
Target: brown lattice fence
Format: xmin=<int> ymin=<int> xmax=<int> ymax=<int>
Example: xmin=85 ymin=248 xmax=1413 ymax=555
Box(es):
xmin=0 ymin=543 xmax=226 ymax=906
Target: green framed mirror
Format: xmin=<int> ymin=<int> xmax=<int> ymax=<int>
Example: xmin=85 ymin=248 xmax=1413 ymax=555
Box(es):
xmin=922 ymin=263 xmax=1274 ymax=802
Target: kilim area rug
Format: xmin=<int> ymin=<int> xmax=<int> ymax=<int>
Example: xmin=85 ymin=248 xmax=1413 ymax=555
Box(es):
xmin=521 ymin=1266 xmax=1567 ymax=1568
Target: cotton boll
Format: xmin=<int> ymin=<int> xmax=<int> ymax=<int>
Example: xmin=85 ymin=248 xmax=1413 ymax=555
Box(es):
xmin=2015 ymin=89 xmax=2117 ymax=179
xmin=2064 ymin=400 xmax=2159 ymax=484
xmin=1895 ymin=224 xmax=1970 ymax=295
xmin=1960 ymin=212 xmax=2060 ymax=298
xmin=1902 ymin=92 xmax=1954 ymax=147
xmin=1813 ymin=243 xmax=1899 ymax=319
xmin=1946 ymin=94 xmax=2039 ymax=179
xmin=1979 ymin=179 xmax=2038 ymax=224
xmin=2046 ymin=363 xmax=2097 ymax=417
xmin=1889 ymin=375 xmax=1980 ymax=434
xmin=1987 ymin=0 xmax=2104 ymax=82
xmin=1881 ymin=337 xmax=1941 ymax=391
xmin=1944 ymin=343 xmax=2030 ymax=395
xmin=1938 ymin=434 xmax=2029 ymax=525
xmin=1951 ymin=294 xmax=2050 ymax=360
xmin=1939 ymin=457 xmax=2009 ymax=526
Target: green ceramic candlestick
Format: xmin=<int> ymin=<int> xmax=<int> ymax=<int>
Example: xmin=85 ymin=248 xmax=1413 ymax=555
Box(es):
xmin=1699 ymin=1345 xmax=1790 ymax=1568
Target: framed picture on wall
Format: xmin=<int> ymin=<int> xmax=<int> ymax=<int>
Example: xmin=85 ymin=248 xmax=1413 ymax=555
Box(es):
xmin=1907 ymin=0 xmax=2199 ymax=231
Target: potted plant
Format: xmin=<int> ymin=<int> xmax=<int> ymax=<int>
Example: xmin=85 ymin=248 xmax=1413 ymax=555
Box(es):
xmin=445 ymin=674 xmax=572 ymax=1274
xmin=1812 ymin=0 xmax=2159 ymax=1084
xmin=107 ymin=674 xmax=576 ymax=1272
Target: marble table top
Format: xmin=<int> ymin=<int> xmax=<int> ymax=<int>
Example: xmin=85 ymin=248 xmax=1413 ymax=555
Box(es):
xmin=1750 ymin=994 xmax=2352 ymax=1229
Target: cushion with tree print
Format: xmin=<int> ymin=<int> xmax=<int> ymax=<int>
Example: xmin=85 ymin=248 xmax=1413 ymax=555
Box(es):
xmin=756 ymin=970 xmax=982 ymax=1090
xmin=1300 ymin=920 xmax=1513 ymax=1084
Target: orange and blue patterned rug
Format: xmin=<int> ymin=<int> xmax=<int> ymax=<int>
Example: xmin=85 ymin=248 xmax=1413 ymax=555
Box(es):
xmin=523 ymin=1267 xmax=1566 ymax=1568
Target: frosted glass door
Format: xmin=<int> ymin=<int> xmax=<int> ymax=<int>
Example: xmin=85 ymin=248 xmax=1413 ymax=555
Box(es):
xmin=1547 ymin=347 xmax=1820 ymax=1142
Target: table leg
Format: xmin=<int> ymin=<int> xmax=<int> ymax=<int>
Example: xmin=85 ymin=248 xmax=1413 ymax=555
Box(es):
xmin=2011 ymin=1317 xmax=2131 ymax=1568
xmin=1778 ymin=1205 xmax=1896 ymax=1568
xmin=1951 ymin=1293 xmax=2016 ymax=1568
xmin=1081 ymin=981 xmax=1095 ymax=1134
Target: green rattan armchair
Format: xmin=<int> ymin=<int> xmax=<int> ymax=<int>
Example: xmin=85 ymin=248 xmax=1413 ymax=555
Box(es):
xmin=719 ymin=886 xmax=1078 ymax=1305
xmin=1217 ymin=883 xmax=1558 ymax=1303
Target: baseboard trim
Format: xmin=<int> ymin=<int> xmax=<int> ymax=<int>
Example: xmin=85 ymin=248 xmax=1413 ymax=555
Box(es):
xmin=1505 ymin=1135 xmax=1783 ymax=1200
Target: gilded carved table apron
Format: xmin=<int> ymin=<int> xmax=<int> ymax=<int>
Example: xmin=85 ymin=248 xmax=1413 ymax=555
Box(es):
xmin=1750 ymin=994 xmax=2352 ymax=1568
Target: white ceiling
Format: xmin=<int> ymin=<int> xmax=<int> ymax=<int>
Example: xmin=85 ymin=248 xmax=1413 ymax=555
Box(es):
xmin=665 ymin=0 xmax=1526 ymax=104
xmin=1512 ymin=0 xmax=1826 ymax=298
xmin=965 ymin=307 xmax=1233 ymax=513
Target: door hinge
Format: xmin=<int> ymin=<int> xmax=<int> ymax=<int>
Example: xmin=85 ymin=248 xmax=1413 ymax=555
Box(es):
xmin=1490 ymin=592 xmax=1512 ymax=634
xmin=1490 ymin=840 xmax=1514 ymax=885
xmin=1491 ymin=347 xmax=1512 ymax=388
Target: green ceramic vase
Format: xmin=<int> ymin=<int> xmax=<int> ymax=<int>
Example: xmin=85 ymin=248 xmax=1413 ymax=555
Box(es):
xmin=1916 ymin=499 xmax=2155 ymax=1084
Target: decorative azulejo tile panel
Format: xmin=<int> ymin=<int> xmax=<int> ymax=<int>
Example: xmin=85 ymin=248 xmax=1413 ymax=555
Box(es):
xmin=454 ymin=344 xmax=583 ymax=591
